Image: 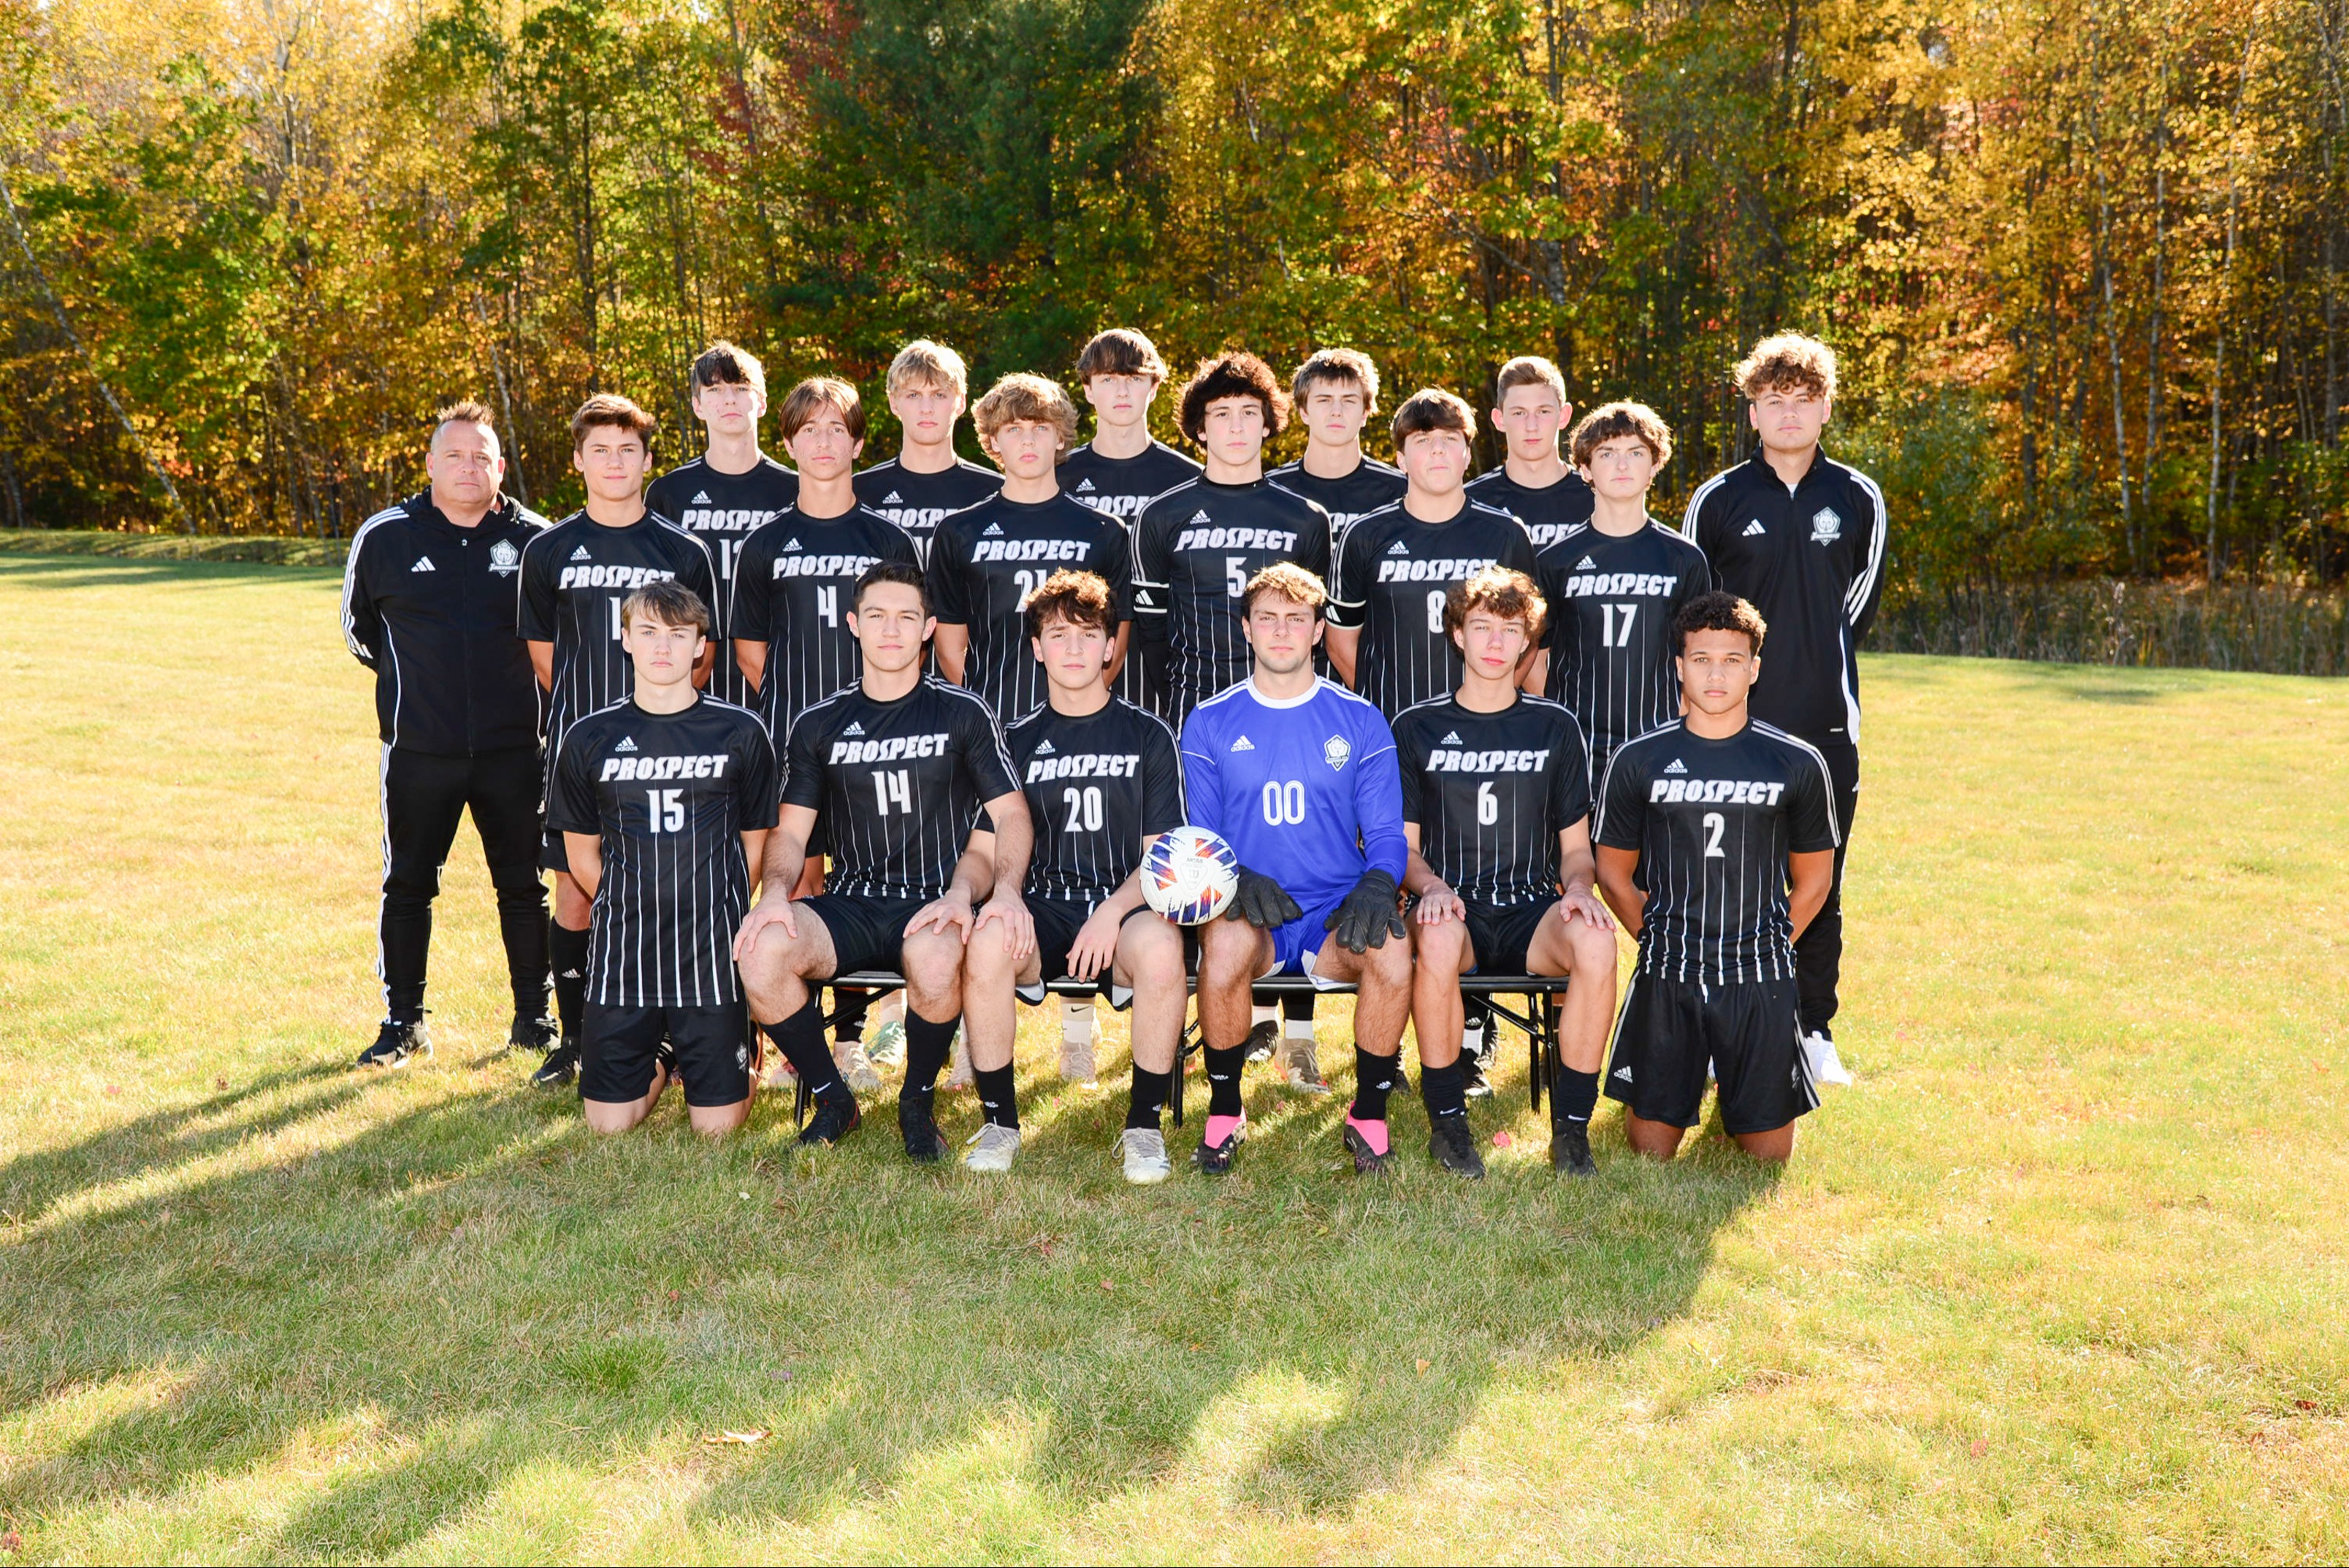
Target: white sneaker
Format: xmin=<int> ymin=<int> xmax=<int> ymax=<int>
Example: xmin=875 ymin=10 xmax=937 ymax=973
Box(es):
xmin=1277 ymin=1036 xmax=1332 ymax=1093
xmin=1059 ymin=1000 xmax=1100 ymax=1084
xmin=944 ymin=1030 xmax=976 ymax=1090
xmin=761 ymin=1056 xmax=800 ymax=1093
xmin=1116 ymin=1127 xmax=1172 ymax=1185
xmin=1802 ymin=1030 xmax=1852 ymax=1087
xmin=962 ymin=1122 xmax=1022 ymax=1173
xmin=867 ymin=1017 xmax=906 ymax=1067
xmin=833 ymin=1038 xmax=883 ymax=1094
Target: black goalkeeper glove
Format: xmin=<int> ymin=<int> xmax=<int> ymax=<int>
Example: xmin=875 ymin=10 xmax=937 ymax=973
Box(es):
xmin=1226 ymin=865 xmax=1305 ymax=930
xmin=1325 ymin=868 xmax=1406 ymax=953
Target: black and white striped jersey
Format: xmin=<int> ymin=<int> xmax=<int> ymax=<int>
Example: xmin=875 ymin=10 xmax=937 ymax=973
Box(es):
xmin=1131 ymin=477 xmax=1332 ymax=724
xmin=548 ymin=695 xmax=779 ymax=1007
xmin=646 ymin=456 xmax=798 ymax=708
xmin=1328 ymin=500 xmax=1538 ymax=719
xmin=1394 ymin=693 xmax=1591 ymax=909
xmin=853 ymin=457 xmax=1002 ymax=563
xmin=517 ymin=510 xmax=717 ymax=788
xmin=1267 ymin=455 xmax=1406 ymax=543
xmin=1004 ymin=697 xmax=1186 ymax=901
xmin=780 ymin=678 xmax=1022 ymax=900
xmin=1061 ymin=440 xmax=1203 ymax=712
xmin=1534 ymin=519 xmax=1713 ymax=779
xmin=729 ymin=506 xmax=920 ymax=741
xmin=924 ymin=492 xmax=1134 ymax=725
xmin=1594 ymin=719 xmax=1839 ymax=984
xmin=1464 ymin=467 xmax=1595 ymax=553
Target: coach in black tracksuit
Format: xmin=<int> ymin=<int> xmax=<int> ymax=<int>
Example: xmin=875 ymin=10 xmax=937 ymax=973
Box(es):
xmin=341 ymin=404 xmax=553 ymax=1068
xmin=1683 ymin=339 xmax=1887 ymax=1053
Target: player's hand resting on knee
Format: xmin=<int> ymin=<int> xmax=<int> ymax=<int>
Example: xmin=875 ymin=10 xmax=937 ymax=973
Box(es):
xmin=974 ymin=889 xmax=1036 ymax=958
xmin=1557 ymin=887 xmax=1614 ymax=930
xmin=1228 ymin=866 xmax=1305 ymax=930
xmin=1415 ymin=881 xmax=1465 ymax=926
xmin=1326 ymin=868 xmax=1406 ymax=953
xmin=906 ymin=888 xmax=977 ymax=944
xmin=1066 ymin=905 xmax=1123 ymax=981
xmin=732 ymin=894 xmax=800 ymax=963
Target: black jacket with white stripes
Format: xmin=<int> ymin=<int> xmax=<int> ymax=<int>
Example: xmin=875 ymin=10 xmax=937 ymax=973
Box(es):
xmin=342 ymin=490 xmax=549 ymax=756
xmin=1681 ymin=450 xmax=1888 ymax=746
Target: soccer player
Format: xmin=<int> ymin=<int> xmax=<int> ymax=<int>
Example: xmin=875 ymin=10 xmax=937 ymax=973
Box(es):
xmin=1267 ymin=348 xmax=1407 ymax=538
xmin=962 ymin=570 xmax=1190 ymax=1181
xmin=1681 ymin=334 xmax=1886 ymax=1079
xmin=518 ymin=394 xmax=717 ymax=1087
xmin=343 ymin=401 xmax=551 ymax=1068
xmin=927 ymin=372 xmax=1134 ymax=730
xmin=733 ymin=562 xmax=1035 ymax=1162
xmin=1058 ymin=326 xmax=1201 ymax=715
xmin=1327 ymin=388 xmax=1537 ymax=719
xmin=1527 ymin=402 xmax=1712 ymax=788
xmin=852 ymin=339 xmax=1002 ymax=559
xmin=1593 ymin=592 xmax=1838 ymax=1163
xmin=1464 ymin=355 xmax=1591 ymax=551
xmin=1180 ymin=563 xmax=1413 ymax=1176
xmin=645 ymin=341 xmax=798 ymax=711
xmin=1396 ymin=567 xmax=1618 ymax=1179
xmin=549 ymin=581 xmax=775 ymax=1135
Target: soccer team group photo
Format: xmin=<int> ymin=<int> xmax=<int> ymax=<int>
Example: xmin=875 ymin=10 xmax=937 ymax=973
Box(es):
xmin=343 ymin=326 xmax=1885 ymax=1183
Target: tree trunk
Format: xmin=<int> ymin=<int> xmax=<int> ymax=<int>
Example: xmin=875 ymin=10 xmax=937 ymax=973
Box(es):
xmin=2208 ymin=32 xmax=2248 ymax=584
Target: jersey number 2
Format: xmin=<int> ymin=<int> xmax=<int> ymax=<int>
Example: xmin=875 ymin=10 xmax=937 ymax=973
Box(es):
xmin=1702 ymin=811 xmax=1725 ymax=857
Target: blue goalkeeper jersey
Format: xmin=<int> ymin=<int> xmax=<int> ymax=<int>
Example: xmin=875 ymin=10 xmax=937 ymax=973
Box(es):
xmin=1179 ymin=676 xmax=1408 ymax=912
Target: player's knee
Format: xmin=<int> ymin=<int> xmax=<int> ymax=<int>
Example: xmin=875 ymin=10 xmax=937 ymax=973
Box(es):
xmin=1126 ymin=920 xmax=1185 ymax=988
xmin=901 ymin=932 xmax=963 ymax=998
xmin=381 ymin=859 xmax=441 ymax=902
xmin=1412 ymin=918 xmax=1469 ymax=974
xmin=1362 ymin=933 xmax=1413 ymax=987
xmin=1196 ymin=915 xmax=1255 ymax=968
xmin=489 ymin=863 xmax=545 ymax=902
xmin=961 ymin=930 xmax=1016 ymax=983
xmin=1568 ymin=919 xmax=1619 ymax=979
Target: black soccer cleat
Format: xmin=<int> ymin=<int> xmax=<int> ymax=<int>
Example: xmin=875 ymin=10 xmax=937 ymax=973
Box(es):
xmin=1192 ymin=1113 xmax=1247 ymax=1175
xmin=898 ymin=1098 xmax=949 ymax=1163
xmin=1550 ymin=1123 xmax=1598 ymax=1177
xmin=357 ymin=1020 xmax=430 ymax=1070
xmin=1429 ymin=1117 xmax=1486 ymax=1179
xmin=1242 ymin=1017 xmax=1278 ymax=1064
xmin=531 ymin=1039 xmax=580 ymax=1090
xmin=508 ymin=1013 xmax=559 ymax=1054
xmin=1342 ymin=1116 xmax=1394 ymax=1176
xmin=797 ymin=1095 xmax=862 ymax=1147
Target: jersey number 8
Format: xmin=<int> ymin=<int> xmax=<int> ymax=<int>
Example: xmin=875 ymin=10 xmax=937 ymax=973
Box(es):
xmin=1260 ymin=779 xmax=1306 ymax=825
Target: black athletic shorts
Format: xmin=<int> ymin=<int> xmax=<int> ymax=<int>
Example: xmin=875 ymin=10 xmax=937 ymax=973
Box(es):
xmin=1015 ymin=895 xmax=1157 ymax=1009
xmin=1463 ymin=898 xmax=1555 ymax=978
xmin=581 ymin=1000 xmax=752 ymax=1108
xmin=541 ymin=824 xmax=573 ymax=875
xmin=1604 ymin=971 xmax=1816 ymax=1135
xmin=799 ymin=892 xmax=932 ymax=979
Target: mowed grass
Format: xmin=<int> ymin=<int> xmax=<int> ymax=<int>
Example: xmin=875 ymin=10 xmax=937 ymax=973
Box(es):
xmin=1 ymin=555 xmax=2345 ymax=1565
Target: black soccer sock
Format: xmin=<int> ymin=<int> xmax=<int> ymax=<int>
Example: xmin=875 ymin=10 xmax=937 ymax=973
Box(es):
xmin=831 ymin=987 xmax=870 ymax=1044
xmin=549 ymin=922 xmax=589 ymax=1041
xmin=1421 ymin=1060 xmax=1468 ymax=1125
xmin=1554 ymin=1067 xmax=1600 ymax=1130
xmin=1350 ymin=1047 xmax=1397 ymax=1124
xmin=1204 ymin=1044 xmax=1245 ymax=1119
xmin=1126 ymin=1065 xmax=1173 ymax=1131
xmin=493 ymin=871 xmax=551 ymax=1020
xmin=1280 ymin=990 xmax=1315 ymax=1024
xmin=974 ymin=1063 xmax=1019 ymax=1130
xmin=763 ymin=998 xmax=849 ymax=1109
xmin=901 ymin=1012 xmax=958 ymax=1110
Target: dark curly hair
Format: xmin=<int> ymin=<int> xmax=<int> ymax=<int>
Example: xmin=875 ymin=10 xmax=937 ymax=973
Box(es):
xmin=1672 ymin=590 xmax=1768 ymax=654
xmin=1177 ymin=352 xmax=1290 ymax=443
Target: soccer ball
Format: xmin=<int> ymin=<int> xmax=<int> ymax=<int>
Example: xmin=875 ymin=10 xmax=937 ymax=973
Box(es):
xmin=1140 ymin=825 xmax=1241 ymax=925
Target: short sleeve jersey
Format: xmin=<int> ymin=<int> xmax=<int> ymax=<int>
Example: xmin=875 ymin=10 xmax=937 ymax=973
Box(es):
xmin=548 ymin=695 xmax=779 ymax=1007
xmin=1267 ymin=456 xmax=1407 ymax=543
xmin=1534 ymin=519 xmax=1713 ymax=773
xmin=1178 ymin=677 xmax=1407 ymax=914
xmin=924 ymin=492 xmax=1134 ymax=724
xmin=1328 ymin=499 xmax=1538 ymax=718
xmin=1061 ymin=439 xmax=1202 ymax=714
xmin=517 ymin=510 xmax=718 ymax=770
xmin=1004 ymin=697 xmax=1186 ymax=901
xmin=1131 ymin=477 xmax=1333 ymax=722
xmin=1464 ymin=467 xmax=1596 ymax=553
xmin=646 ymin=456 xmax=798 ymax=708
xmin=729 ymin=505 xmax=920 ymax=740
xmin=1393 ymin=694 xmax=1591 ymax=909
xmin=779 ymin=677 xmax=1021 ymax=900
xmin=853 ymin=457 xmax=1003 ymax=563
xmin=1594 ymin=719 xmax=1840 ymax=984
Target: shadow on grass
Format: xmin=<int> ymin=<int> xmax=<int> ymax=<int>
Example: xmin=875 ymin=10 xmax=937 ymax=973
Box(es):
xmin=0 ymin=557 xmax=340 ymax=591
xmin=1 ymin=1057 xmax=1776 ymax=1556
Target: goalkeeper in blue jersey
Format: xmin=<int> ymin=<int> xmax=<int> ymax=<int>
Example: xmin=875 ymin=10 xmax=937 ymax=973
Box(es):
xmin=1180 ymin=562 xmax=1413 ymax=1176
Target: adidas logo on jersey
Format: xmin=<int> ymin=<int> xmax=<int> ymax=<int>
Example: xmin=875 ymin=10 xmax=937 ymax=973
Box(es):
xmin=843 ymin=722 xmax=866 ymax=736
xmin=1386 ymin=540 xmax=1410 ymax=556
xmin=692 ymin=490 xmax=711 ymax=505
xmin=570 ymin=545 xmax=592 ymax=561
xmin=1230 ymin=735 xmax=1254 ymax=752
xmin=883 ymin=491 xmax=904 ymax=505
xmin=1188 ymin=509 xmax=1213 ymax=524
xmin=1075 ymin=478 xmax=1096 ymax=492
xmin=1034 ymin=739 xmax=1055 ymax=755
xmin=410 ymin=557 xmax=436 ymax=573
xmin=783 ymin=538 xmax=803 ymax=552
xmin=983 ymin=521 xmax=1005 ymax=537
xmin=1574 ymin=555 xmax=1597 ymax=570
xmin=1613 ymin=1065 xmax=1633 ymax=1082
xmin=616 ymin=737 xmax=638 ymax=752
xmin=1441 ymin=731 xmax=1462 ymax=745
xmin=1742 ymin=520 xmax=1766 ymax=537
xmin=1665 ymin=758 xmax=1687 ymax=773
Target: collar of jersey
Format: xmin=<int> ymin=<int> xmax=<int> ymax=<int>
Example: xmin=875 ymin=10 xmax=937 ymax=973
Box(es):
xmin=1245 ymin=675 xmax=1330 ymax=710
xmin=1747 ymin=445 xmax=1829 ymax=493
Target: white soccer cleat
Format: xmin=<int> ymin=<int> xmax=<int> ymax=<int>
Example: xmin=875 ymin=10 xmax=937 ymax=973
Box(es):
xmin=962 ymin=1123 xmax=1022 ymax=1174
xmin=1116 ymin=1127 xmax=1173 ymax=1185
xmin=1277 ymin=1036 xmax=1332 ymax=1094
xmin=833 ymin=1038 xmax=883 ymax=1094
xmin=1802 ymin=1030 xmax=1853 ymax=1087
xmin=1059 ymin=1000 xmax=1100 ymax=1085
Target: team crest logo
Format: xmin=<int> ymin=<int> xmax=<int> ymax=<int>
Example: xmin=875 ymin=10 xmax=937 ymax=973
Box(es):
xmin=489 ymin=538 xmax=520 ymax=575
xmin=1324 ymin=735 xmax=1351 ymax=771
xmin=1811 ymin=507 xmax=1842 ymax=543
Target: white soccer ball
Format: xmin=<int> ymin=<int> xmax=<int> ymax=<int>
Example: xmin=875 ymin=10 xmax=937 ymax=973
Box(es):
xmin=1139 ymin=825 xmax=1241 ymax=925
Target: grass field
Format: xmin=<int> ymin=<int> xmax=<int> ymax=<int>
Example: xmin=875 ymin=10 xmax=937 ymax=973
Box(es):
xmin=1 ymin=555 xmax=2345 ymax=1564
